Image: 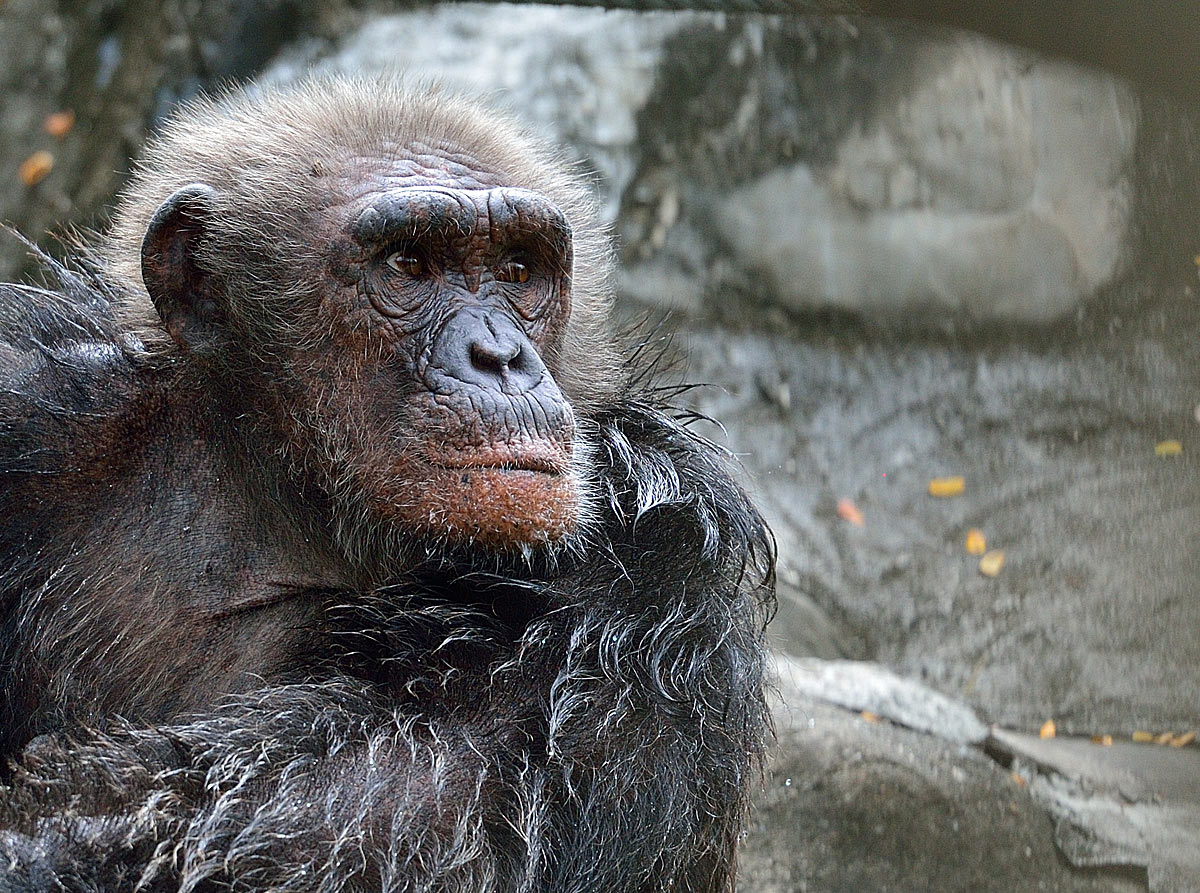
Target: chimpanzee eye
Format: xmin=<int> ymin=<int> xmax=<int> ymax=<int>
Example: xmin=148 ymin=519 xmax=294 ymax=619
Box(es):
xmin=386 ymin=251 xmax=424 ymax=277
xmin=496 ymin=260 xmax=530 ymax=284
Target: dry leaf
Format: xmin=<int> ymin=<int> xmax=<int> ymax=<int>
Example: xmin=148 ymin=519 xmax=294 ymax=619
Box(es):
xmin=1091 ymin=734 xmax=1113 ymax=746
xmin=979 ymin=549 xmax=1005 ymax=577
xmin=860 ymin=711 xmax=879 ymax=723
xmin=1170 ymin=731 xmax=1196 ymax=748
xmin=1155 ymin=439 xmax=1183 ymax=457
xmin=44 ymin=110 xmax=75 ymax=138
xmin=928 ymin=476 xmax=965 ymax=497
xmin=1039 ymin=719 xmax=1056 ymax=739
xmin=837 ymin=498 xmax=865 ymax=527
xmin=1132 ymin=730 xmax=1155 ymax=743
xmin=19 ymin=151 xmax=53 ymax=187
xmin=965 ymin=528 xmax=986 ymax=555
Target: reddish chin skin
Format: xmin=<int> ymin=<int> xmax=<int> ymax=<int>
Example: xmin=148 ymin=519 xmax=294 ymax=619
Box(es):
xmin=375 ymin=438 xmax=580 ymax=548
xmin=415 ymin=465 xmax=579 ymax=546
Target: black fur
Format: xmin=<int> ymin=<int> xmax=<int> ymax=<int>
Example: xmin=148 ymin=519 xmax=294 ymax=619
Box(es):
xmin=0 ymin=247 xmax=773 ymax=892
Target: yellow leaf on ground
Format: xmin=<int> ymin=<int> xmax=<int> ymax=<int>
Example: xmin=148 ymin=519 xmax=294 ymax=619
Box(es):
xmin=979 ymin=549 xmax=1005 ymax=577
xmin=1155 ymin=439 xmax=1183 ymax=457
xmin=1039 ymin=719 xmax=1056 ymax=739
xmin=965 ymin=528 xmax=987 ymax=555
xmin=929 ymin=476 xmax=965 ymax=497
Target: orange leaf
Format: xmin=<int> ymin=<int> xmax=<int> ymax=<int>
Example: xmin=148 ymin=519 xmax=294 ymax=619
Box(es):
xmin=43 ymin=110 xmax=75 ymax=138
xmin=19 ymin=151 xmax=53 ymax=187
xmin=837 ymin=498 xmax=865 ymax=527
xmin=965 ymin=528 xmax=986 ymax=555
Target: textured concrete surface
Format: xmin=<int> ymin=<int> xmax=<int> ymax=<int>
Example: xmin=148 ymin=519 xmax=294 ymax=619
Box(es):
xmin=267 ymin=9 xmax=1140 ymax=323
xmin=666 ymin=282 xmax=1200 ymax=889
xmin=672 ymin=281 xmax=1200 ymax=739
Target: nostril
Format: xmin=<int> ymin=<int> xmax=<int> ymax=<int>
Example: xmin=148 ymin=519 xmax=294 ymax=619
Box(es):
xmin=470 ymin=339 xmax=521 ymax=375
xmin=508 ymin=345 xmax=527 ymax=372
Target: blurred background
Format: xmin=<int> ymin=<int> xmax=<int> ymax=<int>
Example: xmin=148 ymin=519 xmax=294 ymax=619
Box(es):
xmin=2 ymin=1 xmax=1199 ymax=889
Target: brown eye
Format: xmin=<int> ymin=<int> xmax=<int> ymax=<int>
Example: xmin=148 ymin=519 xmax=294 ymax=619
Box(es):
xmin=386 ymin=252 xmax=424 ymax=277
xmin=496 ymin=261 xmax=530 ymax=284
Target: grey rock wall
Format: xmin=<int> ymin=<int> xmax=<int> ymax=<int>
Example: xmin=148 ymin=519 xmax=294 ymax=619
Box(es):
xmin=716 ymin=42 xmax=1136 ymax=321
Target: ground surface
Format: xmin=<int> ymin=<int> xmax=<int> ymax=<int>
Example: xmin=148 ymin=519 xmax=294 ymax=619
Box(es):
xmin=657 ymin=283 xmax=1200 ymax=889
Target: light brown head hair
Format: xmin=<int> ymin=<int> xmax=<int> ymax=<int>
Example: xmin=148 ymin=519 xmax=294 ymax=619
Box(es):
xmin=104 ymin=75 xmax=620 ymax=405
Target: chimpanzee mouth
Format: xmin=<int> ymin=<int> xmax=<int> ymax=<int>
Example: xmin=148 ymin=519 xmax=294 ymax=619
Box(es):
xmin=441 ymin=459 xmax=563 ymax=475
xmin=408 ymin=443 xmax=580 ymax=546
xmin=429 ymin=446 xmax=568 ymax=476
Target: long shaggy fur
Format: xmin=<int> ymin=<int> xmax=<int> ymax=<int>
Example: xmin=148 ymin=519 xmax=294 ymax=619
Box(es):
xmin=0 ymin=78 xmax=773 ymax=892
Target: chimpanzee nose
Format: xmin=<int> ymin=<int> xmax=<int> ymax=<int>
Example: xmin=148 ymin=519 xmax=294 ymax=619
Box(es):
xmin=430 ymin=309 xmax=546 ymax=393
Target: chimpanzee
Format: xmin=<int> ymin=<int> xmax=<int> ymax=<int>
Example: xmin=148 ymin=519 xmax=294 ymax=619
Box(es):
xmin=0 ymin=77 xmax=773 ymax=892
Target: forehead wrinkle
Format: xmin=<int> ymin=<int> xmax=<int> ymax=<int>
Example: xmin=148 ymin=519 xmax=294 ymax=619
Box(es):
xmin=337 ymin=144 xmax=513 ymax=194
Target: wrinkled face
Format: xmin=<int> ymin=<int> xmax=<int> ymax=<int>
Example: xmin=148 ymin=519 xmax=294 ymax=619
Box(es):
xmin=312 ymin=150 xmax=581 ymax=548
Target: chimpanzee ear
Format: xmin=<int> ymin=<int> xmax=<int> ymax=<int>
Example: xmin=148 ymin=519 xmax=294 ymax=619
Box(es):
xmin=141 ymin=183 xmax=224 ymax=353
